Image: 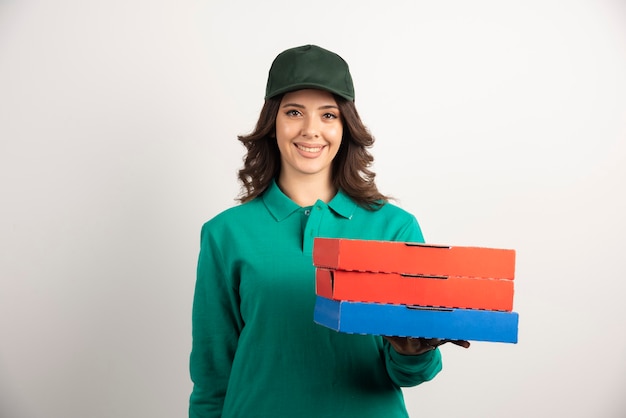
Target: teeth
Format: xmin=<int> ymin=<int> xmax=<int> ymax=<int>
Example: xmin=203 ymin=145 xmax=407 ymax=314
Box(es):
xmin=296 ymin=144 xmax=323 ymax=153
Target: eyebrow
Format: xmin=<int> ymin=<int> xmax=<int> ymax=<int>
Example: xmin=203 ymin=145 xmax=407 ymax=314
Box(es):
xmin=281 ymin=103 xmax=339 ymax=110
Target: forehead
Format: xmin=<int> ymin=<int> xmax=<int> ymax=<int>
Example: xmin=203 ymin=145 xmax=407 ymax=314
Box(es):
xmin=280 ymin=89 xmax=338 ymax=106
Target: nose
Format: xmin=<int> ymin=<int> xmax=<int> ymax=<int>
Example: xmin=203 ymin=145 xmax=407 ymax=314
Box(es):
xmin=301 ymin=116 xmax=320 ymax=138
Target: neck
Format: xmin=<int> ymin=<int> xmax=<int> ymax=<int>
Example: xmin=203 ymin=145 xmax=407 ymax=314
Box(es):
xmin=277 ymin=172 xmax=337 ymax=207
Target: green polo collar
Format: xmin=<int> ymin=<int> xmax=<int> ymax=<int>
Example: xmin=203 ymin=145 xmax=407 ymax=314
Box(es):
xmin=262 ymin=179 xmax=357 ymax=222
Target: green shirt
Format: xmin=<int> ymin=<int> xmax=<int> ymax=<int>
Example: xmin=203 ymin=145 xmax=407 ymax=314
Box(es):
xmin=190 ymin=181 xmax=442 ymax=418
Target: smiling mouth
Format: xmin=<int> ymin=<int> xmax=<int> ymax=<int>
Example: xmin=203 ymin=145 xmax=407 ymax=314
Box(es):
xmin=295 ymin=144 xmax=324 ymax=153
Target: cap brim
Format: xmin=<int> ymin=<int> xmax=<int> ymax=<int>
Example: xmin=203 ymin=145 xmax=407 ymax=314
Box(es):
xmin=265 ymin=83 xmax=354 ymax=101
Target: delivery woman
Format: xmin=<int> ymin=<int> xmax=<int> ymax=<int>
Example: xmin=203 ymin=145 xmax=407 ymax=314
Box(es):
xmin=189 ymin=44 xmax=467 ymax=418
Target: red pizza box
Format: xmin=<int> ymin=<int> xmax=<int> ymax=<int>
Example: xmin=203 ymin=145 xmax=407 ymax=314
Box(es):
xmin=316 ymin=268 xmax=514 ymax=311
xmin=313 ymin=238 xmax=515 ymax=280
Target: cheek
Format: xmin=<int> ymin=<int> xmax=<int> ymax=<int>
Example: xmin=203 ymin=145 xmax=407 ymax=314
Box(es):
xmin=329 ymin=126 xmax=343 ymax=144
xmin=275 ymin=127 xmax=298 ymax=156
xmin=329 ymin=130 xmax=343 ymax=159
xmin=275 ymin=135 xmax=290 ymax=156
xmin=275 ymin=121 xmax=298 ymax=142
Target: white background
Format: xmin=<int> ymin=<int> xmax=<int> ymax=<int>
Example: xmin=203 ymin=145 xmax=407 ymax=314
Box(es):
xmin=1 ymin=1 xmax=625 ymax=417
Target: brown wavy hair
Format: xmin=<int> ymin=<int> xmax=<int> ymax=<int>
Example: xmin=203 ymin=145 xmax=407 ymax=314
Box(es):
xmin=236 ymin=94 xmax=389 ymax=209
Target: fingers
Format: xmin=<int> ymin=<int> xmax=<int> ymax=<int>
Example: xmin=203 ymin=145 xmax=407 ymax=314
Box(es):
xmin=424 ymin=338 xmax=442 ymax=348
xmin=409 ymin=337 xmax=439 ymax=351
xmin=383 ymin=336 xmax=435 ymax=355
xmin=452 ymin=340 xmax=471 ymax=348
xmin=384 ymin=336 xmax=471 ymax=355
xmin=438 ymin=339 xmax=471 ymax=348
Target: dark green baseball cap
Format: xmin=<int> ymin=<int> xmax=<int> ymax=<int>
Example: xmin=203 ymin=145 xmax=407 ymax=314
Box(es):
xmin=265 ymin=44 xmax=355 ymax=101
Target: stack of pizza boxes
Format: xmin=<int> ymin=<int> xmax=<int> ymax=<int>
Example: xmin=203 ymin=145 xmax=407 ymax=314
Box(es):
xmin=313 ymin=238 xmax=518 ymax=343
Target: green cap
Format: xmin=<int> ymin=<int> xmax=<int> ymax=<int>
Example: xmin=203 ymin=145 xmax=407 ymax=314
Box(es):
xmin=265 ymin=44 xmax=355 ymax=101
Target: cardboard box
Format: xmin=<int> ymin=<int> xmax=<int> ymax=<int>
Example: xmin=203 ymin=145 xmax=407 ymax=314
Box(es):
xmin=316 ymin=268 xmax=514 ymax=311
xmin=313 ymin=238 xmax=515 ymax=279
xmin=314 ymin=296 xmax=519 ymax=343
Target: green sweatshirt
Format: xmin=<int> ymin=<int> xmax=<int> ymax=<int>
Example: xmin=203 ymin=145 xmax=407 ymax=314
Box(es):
xmin=189 ymin=180 xmax=442 ymax=418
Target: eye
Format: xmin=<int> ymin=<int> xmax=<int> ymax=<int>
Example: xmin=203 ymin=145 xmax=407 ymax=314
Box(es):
xmin=322 ymin=112 xmax=338 ymax=120
xmin=285 ymin=109 xmax=302 ymax=117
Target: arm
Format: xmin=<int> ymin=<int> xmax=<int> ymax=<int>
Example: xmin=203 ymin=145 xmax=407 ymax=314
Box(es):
xmin=383 ymin=342 xmax=443 ymax=387
xmin=381 ymin=214 xmax=448 ymax=386
xmin=383 ymin=336 xmax=470 ymax=386
xmin=189 ymin=223 xmax=243 ymax=418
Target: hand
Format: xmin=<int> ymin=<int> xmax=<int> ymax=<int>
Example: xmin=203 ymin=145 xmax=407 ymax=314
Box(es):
xmin=383 ymin=336 xmax=471 ymax=356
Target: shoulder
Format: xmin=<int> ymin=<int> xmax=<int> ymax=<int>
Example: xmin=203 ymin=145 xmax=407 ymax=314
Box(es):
xmin=352 ymin=201 xmax=425 ymax=243
xmin=200 ymin=198 xmax=265 ymax=236
xmin=354 ymin=200 xmax=416 ymax=223
xmin=376 ymin=201 xmax=416 ymax=218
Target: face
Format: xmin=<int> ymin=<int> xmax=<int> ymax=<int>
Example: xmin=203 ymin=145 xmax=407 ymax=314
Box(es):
xmin=275 ymin=89 xmax=343 ymax=182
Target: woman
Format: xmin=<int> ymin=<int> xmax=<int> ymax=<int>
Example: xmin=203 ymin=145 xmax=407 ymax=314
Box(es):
xmin=189 ymin=44 xmax=468 ymax=418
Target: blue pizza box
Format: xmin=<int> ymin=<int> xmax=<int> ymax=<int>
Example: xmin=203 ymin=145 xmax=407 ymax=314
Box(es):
xmin=314 ymin=296 xmax=518 ymax=343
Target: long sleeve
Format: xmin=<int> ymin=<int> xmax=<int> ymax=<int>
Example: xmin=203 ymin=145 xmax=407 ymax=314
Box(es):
xmin=382 ymin=212 xmax=444 ymax=387
xmin=189 ymin=186 xmax=445 ymax=417
xmin=189 ymin=222 xmax=243 ymax=418
xmin=384 ymin=343 xmax=443 ymax=387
